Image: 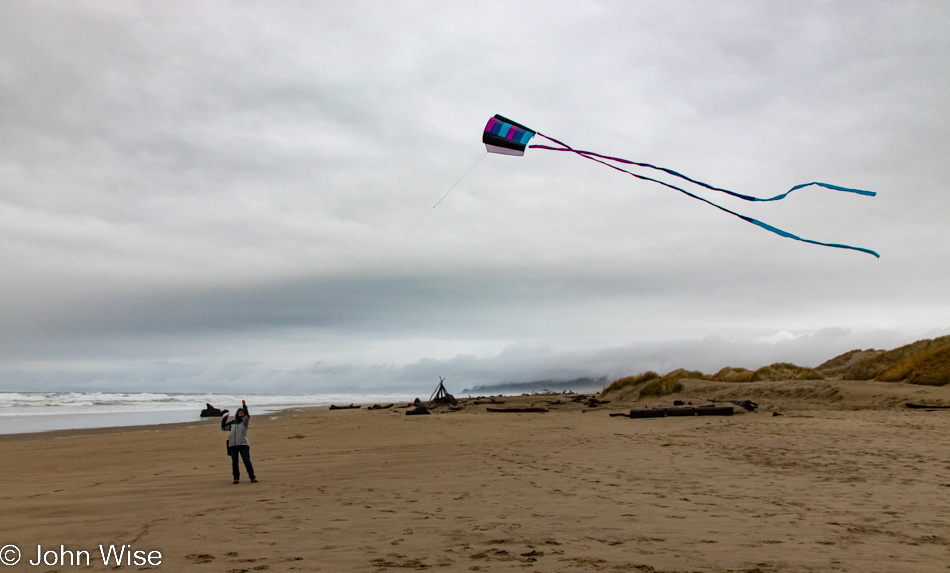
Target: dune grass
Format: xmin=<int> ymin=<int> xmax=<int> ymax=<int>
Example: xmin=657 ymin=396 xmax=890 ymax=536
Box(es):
xmin=710 ymin=367 xmax=755 ymax=382
xmin=876 ymin=345 xmax=950 ymax=386
xmin=637 ymin=368 xmax=702 ymax=398
xmin=710 ymin=363 xmax=822 ymax=382
xmin=828 ymin=334 xmax=950 ymax=380
xmin=662 ymin=368 xmax=705 ymax=381
xmin=752 ymin=363 xmax=824 ymax=381
xmin=600 ymin=371 xmax=658 ymax=396
xmin=638 ymin=377 xmax=684 ymax=398
xmin=602 ymin=368 xmax=702 ymax=398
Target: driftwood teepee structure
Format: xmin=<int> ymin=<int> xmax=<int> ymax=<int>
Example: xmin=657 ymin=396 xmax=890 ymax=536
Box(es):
xmin=428 ymin=376 xmax=457 ymax=406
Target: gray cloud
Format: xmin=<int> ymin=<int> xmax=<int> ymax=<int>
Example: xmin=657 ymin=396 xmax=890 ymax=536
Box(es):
xmin=0 ymin=1 xmax=948 ymax=392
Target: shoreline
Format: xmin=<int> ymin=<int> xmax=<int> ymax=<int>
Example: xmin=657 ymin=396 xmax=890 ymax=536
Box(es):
xmin=0 ymin=417 xmax=221 ymax=443
xmin=3 ymin=376 xmax=949 ymax=442
xmin=0 ymin=404 xmax=342 ymax=442
xmin=0 ymin=393 xmax=418 ymax=437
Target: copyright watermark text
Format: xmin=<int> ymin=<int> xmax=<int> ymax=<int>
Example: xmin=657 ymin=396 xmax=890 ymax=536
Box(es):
xmin=0 ymin=544 xmax=161 ymax=567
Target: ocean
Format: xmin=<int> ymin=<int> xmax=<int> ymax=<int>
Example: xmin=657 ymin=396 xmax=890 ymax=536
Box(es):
xmin=0 ymin=392 xmax=418 ymax=435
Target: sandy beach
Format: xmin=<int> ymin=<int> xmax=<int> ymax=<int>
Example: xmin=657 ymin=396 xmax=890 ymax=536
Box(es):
xmin=2 ymin=379 xmax=949 ymax=572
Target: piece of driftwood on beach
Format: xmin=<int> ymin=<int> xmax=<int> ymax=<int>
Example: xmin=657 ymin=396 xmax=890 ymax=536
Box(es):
xmin=329 ymin=404 xmax=361 ymax=410
xmin=906 ymin=402 xmax=950 ymax=409
xmin=616 ymin=406 xmax=734 ymax=418
xmin=664 ymin=406 xmax=700 ymax=417
xmin=625 ymin=408 xmax=666 ymax=418
xmin=486 ymin=407 xmax=549 ymax=413
xmin=696 ymin=406 xmax=734 ymax=416
xmin=199 ymin=404 xmax=229 ymax=417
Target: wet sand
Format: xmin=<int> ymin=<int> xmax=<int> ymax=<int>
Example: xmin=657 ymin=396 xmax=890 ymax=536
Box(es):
xmin=2 ymin=380 xmax=949 ymax=572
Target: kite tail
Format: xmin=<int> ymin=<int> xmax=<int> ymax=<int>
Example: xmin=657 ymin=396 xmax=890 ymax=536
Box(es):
xmin=529 ymin=140 xmax=875 ymax=202
xmin=746 ymin=219 xmax=880 ymax=258
xmin=532 ymin=133 xmax=880 ymax=258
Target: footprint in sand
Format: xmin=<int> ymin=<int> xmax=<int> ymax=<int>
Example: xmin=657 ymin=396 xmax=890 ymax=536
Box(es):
xmin=371 ymin=556 xmax=429 ymax=568
xmin=185 ymin=553 xmax=215 ymax=563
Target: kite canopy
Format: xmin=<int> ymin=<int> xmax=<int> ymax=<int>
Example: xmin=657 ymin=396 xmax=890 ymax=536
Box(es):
xmin=483 ymin=114 xmax=536 ymax=156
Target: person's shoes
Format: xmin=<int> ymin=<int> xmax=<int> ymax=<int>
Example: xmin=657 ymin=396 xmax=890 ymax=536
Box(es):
xmin=233 ymin=479 xmax=239 ymax=484
xmin=250 ymin=477 xmax=258 ymax=483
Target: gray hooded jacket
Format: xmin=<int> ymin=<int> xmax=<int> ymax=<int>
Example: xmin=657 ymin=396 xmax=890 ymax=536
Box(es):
xmin=222 ymin=406 xmax=250 ymax=447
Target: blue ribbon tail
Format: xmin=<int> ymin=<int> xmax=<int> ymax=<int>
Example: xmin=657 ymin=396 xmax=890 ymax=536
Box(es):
xmin=532 ymin=133 xmax=880 ymax=258
xmin=750 ymin=219 xmax=880 ymax=258
xmin=772 ymin=182 xmax=877 ymax=201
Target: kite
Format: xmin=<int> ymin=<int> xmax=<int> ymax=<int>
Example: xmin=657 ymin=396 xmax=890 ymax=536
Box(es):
xmin=482 ymin=114 xmax=879 ymax=257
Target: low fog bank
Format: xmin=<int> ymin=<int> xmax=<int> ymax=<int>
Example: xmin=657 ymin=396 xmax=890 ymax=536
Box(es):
xmin=1 ymin=327 xmax=943 ymax=395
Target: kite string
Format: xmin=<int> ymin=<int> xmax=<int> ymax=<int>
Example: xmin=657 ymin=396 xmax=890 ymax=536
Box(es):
xmin=356 ymin=149 xmax=489 ymax=285
xmin=531 ymin=132 xmax=879 ymax=258
xmin=432 ymin=150 xmax=487 ymax=209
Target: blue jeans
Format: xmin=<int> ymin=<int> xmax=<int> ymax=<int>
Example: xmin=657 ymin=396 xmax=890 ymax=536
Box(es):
xmin=230 ymin=445 xmax=255 ymax=480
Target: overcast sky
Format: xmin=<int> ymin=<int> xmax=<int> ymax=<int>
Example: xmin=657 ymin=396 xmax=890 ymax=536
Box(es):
xmin=1 ymin=1 xmax=948 ymax=394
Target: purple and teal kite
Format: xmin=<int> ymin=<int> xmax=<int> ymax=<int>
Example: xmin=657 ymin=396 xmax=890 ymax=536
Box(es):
xmin=482 ymin=114 xmax=879 ymax=258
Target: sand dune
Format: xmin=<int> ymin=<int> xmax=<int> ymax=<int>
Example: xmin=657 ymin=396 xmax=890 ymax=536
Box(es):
xmin=817 ymin=334 xmax=950 ymax=381
xmin=2 ymin=381 xmax=949 ymax=572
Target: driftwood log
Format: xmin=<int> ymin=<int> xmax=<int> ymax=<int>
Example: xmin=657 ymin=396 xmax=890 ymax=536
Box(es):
xmin=368 ymin=404 xmax=394 ymax=410
xmin=616 ymin=406 xmax=734 ymax=418
xmin=405 ymin=405 xmax=430 ymax=416
xmin=329 ymin=404 xmax=361 ymax=410
xmin=486 ymin=407 xmax=549 ymax=413
xmin=626 ymin=408 xmax=666 ymax=419
xmin=906 ymin=402 xmax=950 ymax=409
xmin=200 ymin=404 xmax=229 ymax=417
xmin=664 ymin=406 xmax=699 ymax=417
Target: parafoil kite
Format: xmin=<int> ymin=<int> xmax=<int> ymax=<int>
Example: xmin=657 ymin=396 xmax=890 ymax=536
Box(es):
xmin=482 ymin=114 xmax=879 ymax=257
